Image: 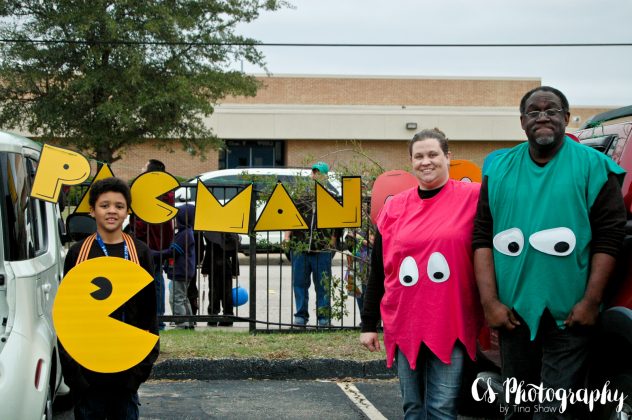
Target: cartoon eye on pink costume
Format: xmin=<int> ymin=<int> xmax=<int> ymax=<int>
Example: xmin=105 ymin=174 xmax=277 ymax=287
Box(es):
xmin=399 ymin=252 xmax=451 ymax=287
xmin=398 ymin=256 xmax=419 ymax=286
xmin=427 ymin=252 xmax=450 ymax=283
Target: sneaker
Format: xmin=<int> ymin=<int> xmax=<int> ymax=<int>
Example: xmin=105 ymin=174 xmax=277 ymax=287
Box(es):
xmin=293 ymin=316 xmax=307 ymax=328
xmin=317 ymin=318 xmax=330 ymax=327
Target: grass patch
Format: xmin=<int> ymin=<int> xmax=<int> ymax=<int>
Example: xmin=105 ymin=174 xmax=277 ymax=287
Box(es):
xmin=157 ymin=329 xmax=385 ymax=362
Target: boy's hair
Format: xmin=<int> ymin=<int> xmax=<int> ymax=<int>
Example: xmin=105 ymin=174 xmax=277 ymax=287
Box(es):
xmin=89 ymin=177 xmax=132 ymax=209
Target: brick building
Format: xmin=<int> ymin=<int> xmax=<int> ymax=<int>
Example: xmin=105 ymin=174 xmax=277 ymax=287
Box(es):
xmin=41 ymin=75 xmax=616 ymax=180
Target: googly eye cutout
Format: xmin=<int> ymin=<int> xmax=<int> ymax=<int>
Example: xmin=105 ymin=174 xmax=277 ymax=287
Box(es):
xmin=493 ymin=228 xmax=524 ymax=257
xmin=427 ymin=252 xmax=450 ymax=283
xmin=529 ymin=227 xmax=576 ymax=257
xmin=398 ymin=256 xmax=419 ymax=287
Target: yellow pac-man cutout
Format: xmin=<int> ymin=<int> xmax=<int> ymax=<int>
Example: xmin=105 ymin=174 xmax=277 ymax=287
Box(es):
xmin=450 ymin=159 xmax=482 ymax=183
xmin=254 ymin=183 xmax=308 ymax=231
xmin=74 ymin=164 xmax=116 ymax=214
xmin=53 ymin=257 xmax=158 ymax=373
xmin=31 ymin=144 xmax=91 ymax=203
xmin=316 ymin=177 xmax=362 ymax=229
xmin=130 ymin=172 xmax=179 ymax=224
xmin=194 ymin=180 xmax=252 ymax=234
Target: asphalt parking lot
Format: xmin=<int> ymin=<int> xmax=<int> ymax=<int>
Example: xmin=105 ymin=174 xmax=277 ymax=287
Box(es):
xmin=54 ymin=379 xmax=404 ymax=419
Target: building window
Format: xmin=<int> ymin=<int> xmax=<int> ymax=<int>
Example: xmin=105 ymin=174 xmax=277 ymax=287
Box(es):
xmin=219 ymin=140 xmax=285 ymax=169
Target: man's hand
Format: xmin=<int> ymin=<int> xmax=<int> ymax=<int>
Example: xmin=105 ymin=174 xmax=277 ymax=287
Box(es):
xmin=565 ymin=298 xmax=600 ymax=327
xmin=360 ymin=332 xmax=381 ymax=352
xmin=482 ymin=299 xmax=520 ymax=330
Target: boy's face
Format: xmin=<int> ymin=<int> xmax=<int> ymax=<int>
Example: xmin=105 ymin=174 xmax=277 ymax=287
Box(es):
xmin=90 ymin=191 xmax=128 ymax=235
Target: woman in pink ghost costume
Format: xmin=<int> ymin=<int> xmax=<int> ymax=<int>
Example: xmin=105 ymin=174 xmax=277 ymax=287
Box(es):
xmin=360 ymin=128 xmax=483 ymax=419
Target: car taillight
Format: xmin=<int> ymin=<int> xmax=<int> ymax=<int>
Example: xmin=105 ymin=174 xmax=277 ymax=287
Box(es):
xmin=34 ymin=359 xmax=44 ymax=389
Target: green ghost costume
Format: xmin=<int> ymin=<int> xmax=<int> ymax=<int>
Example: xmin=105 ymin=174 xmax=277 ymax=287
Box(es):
xmin=487 ymin=136 xmax=624 ymax=339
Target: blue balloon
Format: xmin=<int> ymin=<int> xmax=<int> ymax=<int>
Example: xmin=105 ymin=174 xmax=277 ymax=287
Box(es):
xmin=232 ymin=286 xmax=248 ymax=306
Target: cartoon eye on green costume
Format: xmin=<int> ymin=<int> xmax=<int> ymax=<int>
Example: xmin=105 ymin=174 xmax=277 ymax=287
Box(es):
xmin=529 ymin=227 xmax=576 ymax=256
xmin=493 ymin=227 xmax=524 ymax=256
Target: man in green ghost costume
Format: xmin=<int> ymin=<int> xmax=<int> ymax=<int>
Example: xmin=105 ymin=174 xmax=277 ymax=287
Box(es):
xmin=473 ymin=86 xmax=626 ymax=419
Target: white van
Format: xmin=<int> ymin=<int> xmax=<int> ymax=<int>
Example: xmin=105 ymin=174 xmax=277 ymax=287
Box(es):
xmin=174 ymin=168 xmax=342 ymax=254
xmin=0 ymin=131 xmax=68 ymax=419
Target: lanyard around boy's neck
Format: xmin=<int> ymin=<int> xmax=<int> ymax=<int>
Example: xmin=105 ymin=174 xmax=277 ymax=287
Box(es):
xmin=95 ymin=232 xmax=129 ymax=260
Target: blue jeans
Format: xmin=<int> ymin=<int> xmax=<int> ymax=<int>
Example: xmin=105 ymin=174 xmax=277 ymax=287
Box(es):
xmin=291 ymin=251 xmax=332 ymax=324
xmin=74 ymin=390 xmax=140 ymax=420
xmin=499 ymin=310 xmax=593 ymax=419
xmin=396 ymin=345 xmax=464 ymax=420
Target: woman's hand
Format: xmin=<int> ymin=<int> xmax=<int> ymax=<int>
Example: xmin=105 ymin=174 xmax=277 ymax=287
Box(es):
xmin=360 ymin=332 xmax=381 ymax=352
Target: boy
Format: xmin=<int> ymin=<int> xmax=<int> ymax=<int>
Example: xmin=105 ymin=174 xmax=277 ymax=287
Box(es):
xmin=60 ymin=177 xmax=158 ymax=420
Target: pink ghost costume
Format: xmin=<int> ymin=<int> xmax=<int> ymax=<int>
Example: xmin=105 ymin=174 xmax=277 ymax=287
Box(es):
xmin=377 ymin=179 xmax=483 ymax=369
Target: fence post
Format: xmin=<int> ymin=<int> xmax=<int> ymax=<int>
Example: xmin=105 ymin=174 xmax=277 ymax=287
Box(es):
xmin=248 ymin=188 xmax=258 ymax=333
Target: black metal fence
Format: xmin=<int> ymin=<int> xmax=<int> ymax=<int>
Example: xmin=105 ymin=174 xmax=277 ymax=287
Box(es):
xmin=63 ymin=180 xmax=370 ymax=333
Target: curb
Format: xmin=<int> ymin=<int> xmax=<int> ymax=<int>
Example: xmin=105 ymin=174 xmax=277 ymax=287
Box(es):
xmin=151 ymin=358 xmax=396 ymax=381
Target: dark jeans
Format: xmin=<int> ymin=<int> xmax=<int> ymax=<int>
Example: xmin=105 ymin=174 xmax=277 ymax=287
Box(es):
xmin=208 ymin=263 xmax=233 ymax=316
xmin=74 ymin=390 xmax=140 ymax=420
xmin=153 ymin=265 xmax=166 ymax=328
xmin=499 ymin=310 xmax=594 ymax=419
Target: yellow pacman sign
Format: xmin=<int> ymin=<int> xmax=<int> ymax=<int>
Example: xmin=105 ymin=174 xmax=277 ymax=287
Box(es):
xmin=449 ymin=159 xmax=482 ymax=183
xmin=31 ymin=144 xmax=91 ymax=203
xmin=129 ymin=171 xmax=179 ymax=224
xmin=254 ymin=183 xmax=308 ymax=231
xmin=53 ymin=257 xmax=158 ymax=373
xmin=316 ymin=177 xmax=362 ymax=229
xmin=194 ymin=180 xmax=252 ymax=234
xmin=74 ymin=164 xmax=115 ymax=214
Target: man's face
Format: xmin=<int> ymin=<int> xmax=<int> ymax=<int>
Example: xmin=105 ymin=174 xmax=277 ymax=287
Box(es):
xmin=520 ymin=91 xmax=570 ymax=149
xmin=311 ymin=169 xmax=325 ymax=181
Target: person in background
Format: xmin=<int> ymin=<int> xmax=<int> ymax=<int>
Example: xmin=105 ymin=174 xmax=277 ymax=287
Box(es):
xmin=360 ymin=128 xmax=483 ymax=419
xmin=132 ymin=159 xmax=175 ymax=330
xmin=285 ymin=161 xmax=340 ymax=327
xmin=201 ymin=232 xmax=240 ymax=327
xmin=344 ymin=229 xmax=373 ymax=313
xmin=158 ymin=204 xmax=196 ymax=329
xmin=473 ymin=86 xmax=626 ymax=418
xmin=60 ymin=177 xmax=158 ymax=420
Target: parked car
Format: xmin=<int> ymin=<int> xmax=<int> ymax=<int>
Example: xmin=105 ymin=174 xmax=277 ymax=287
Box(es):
xmin=0 ymin=130 xmax=69 ymax=419
xmin=174 ymin=168 xmax=342 ymax=254
xmin=472 ymin=108 xmax=632 ymax=419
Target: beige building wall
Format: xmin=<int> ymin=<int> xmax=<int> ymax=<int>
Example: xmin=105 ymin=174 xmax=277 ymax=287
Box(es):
xmin=285 ymin=139 xmax=522 ymax=173
xmin=21 ymin=75 xmax=615 ymax=180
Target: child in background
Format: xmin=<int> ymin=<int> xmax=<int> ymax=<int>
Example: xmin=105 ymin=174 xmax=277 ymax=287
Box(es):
xmin=159 ymin=204 xmax=196 ymax=329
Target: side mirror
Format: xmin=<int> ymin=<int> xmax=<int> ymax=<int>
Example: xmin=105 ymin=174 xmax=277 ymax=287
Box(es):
xmin=66 ymin=213 xmax=97 ymax=242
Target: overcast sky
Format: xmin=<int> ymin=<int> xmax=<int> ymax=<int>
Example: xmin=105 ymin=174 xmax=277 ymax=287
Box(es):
xmin=236 ymin=0 xmax=632 ymax=107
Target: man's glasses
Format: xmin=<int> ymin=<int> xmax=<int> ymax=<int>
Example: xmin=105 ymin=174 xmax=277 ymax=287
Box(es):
xmin=523 ymin=108 xmax=564 ymax=119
